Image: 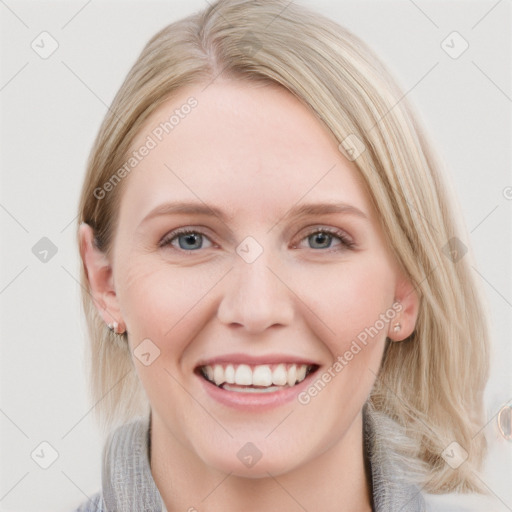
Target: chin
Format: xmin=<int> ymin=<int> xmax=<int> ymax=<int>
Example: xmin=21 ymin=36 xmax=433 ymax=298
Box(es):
xmin=194 ymin=436 xmax=308 ymax=479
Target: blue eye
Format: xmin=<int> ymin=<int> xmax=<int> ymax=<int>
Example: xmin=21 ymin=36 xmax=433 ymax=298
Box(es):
xmin=159 ymin=227 xmax=355 ymax=253
xmin=160 ymin=229 xmax=213 ymax=251
xmin=308 ymin=231 xmax=336 ymax=249
xmin=301 ymin=228 xmax=355 ymax=251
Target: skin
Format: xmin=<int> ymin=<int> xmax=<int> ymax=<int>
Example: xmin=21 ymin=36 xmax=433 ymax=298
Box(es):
xmin=80 ymin=79 xmax=419 ymax=511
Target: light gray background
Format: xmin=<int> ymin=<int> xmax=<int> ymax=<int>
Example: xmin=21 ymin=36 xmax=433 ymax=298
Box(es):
xmin=1 ymin=1 xmax=511 ymax=511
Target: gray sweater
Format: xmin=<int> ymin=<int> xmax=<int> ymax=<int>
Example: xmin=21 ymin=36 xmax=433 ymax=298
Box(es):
xmin=73 ymin=402 xmax=427 ymax=511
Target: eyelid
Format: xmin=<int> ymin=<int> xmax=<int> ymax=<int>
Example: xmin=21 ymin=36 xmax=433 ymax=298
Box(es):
xmin=294 ymin=225 xmax=356 ymax=250
xmin=159 ymin=224 xmax=356 ymax=252
xmin=159 ymin=226 xmax=215 ymax=248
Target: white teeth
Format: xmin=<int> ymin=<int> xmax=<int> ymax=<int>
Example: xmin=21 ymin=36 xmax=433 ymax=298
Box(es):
xmin=225 ymin=364 xmax=235 ymax=384
xmin=287 ymin=364 xmax=297 ymax=387
xmin=296 ymin=364 xmax=307 ymax=382
xmin=213 ymin=365 xmax=224 ymax=386
xmin=234 ymin=364 xmax=252 ymax=385
xmin=201 ymin=363 xmax=313 ymax=389
xmin=272 ymin=364 xmax=287 ymax=386
xmin=252 ymin=365 xmax=272 ymax=386
xmin=223 ymin=384 xmax=280 ymax=393
xmin=204 ymin=365 xmax=214 ymax=381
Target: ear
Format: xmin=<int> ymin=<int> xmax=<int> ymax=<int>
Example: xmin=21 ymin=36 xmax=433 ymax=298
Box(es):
xmin=78 ymin=222 xmax=124 ymax=331
xmin=388 ymin=271 xmax=420 ymax=342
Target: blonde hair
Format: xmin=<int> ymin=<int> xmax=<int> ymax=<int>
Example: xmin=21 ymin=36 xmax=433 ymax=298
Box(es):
xmin=77 ymin=0 xmax=490 ymax=494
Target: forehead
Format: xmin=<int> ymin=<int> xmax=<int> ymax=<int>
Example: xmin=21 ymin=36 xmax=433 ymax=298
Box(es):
xmin=119 ymin=79 xmax=374 ymax=226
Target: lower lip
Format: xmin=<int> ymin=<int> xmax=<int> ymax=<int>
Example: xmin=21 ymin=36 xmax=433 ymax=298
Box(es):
xmin=197 ymin=370 xmax=318 ymax=410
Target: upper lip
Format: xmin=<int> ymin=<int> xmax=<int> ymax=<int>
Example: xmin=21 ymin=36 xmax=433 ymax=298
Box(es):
xmin=195 ymin=353 xmax=320 ymax=368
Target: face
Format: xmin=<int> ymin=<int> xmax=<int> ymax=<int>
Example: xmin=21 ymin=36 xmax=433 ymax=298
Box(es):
xmin=81 ymin=79 xmax=418 ymax=477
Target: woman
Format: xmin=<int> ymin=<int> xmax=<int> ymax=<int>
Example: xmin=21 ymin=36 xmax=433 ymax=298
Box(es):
xmin=75 ymin=0 xmax=490 ymax=510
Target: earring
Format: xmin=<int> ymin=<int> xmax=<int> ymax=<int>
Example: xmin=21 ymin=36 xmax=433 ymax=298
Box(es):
xmin=107 ymin=321 xmax=126 ymax=335
xmin=393 ymin=323 xmax=401 ymax=333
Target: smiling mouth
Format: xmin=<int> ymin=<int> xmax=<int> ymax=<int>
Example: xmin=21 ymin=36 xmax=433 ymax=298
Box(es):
xmin=197 ymin=363 xmax=319 ymax=393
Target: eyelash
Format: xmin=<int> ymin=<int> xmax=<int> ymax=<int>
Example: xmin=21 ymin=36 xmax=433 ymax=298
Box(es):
xmin=159 ymin=226 xmax=356 ymax=253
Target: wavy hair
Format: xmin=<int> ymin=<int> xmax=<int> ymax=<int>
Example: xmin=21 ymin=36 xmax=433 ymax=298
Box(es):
xmin=77 ymin=0 xmax=490 ymax=493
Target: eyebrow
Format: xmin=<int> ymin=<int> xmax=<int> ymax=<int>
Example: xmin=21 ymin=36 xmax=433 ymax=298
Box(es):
xmin=139 ymin=200 xmax=369 ymax=226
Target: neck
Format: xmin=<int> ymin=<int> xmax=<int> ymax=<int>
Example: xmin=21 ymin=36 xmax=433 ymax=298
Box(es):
xmin=150 ymin=410 xmax=373 ymax=512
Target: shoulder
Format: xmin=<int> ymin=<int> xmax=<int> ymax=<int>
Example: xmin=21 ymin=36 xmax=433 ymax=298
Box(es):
xmin=77 ymin=416 xmax=165 ymax=511
xmin=72 ymin=490 xmax=104 ymax=512
xmin=363 ymin=404 xmax=502 ymax=512
xmin=363 ymin=402 xmax=427 ymax=511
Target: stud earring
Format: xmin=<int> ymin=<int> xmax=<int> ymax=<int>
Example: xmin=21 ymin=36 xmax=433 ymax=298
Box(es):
xmin=393 ymin=323 xmax=402 ymax=333
xmin=107 ymin=321 xmax=126 ymax=335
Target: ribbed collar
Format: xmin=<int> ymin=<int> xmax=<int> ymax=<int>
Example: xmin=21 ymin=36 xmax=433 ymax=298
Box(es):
xmin=101 ymin=402 xmax=425 ymax=511
xmin=363 ymin=402 xmax=426 ymax=511
xmin=101 ymin=413 xmax=166 ymax=511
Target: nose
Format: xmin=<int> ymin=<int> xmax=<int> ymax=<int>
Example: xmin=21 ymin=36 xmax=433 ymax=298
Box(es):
xmin=216 ymin=248 xmax=295 ymax=334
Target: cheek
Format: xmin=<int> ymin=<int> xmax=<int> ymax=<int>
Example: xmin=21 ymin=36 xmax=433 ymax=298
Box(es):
xmin=293 ymin=263 xmax=391 ymax=418
xmin=292 ymin=258 xmax=395 ymax=355
xmin=115 ymin=258 xmax=223 ymax=353
xmin=116 ymin=243 xmax=396 ymax=361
